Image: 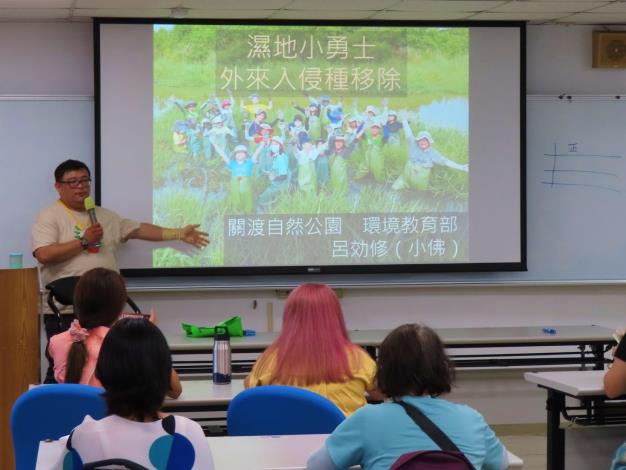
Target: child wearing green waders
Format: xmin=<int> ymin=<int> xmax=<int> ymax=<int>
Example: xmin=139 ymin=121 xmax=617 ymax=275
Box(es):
xmin=185 ymin=118 xmax=202 ymax=159
xmin=392 ymin=119 xmax=468 ymax=191
xmin=257 ymin=136 xmax=290 ymax=211
xmin=355 ymin=122 xmax=385 ymax=181
xmin=295 ymin=133 xmax=326 ymax=194
xmin=206 ymin=115 xmax=237 ymax=160
xmin=294 ymin=101 xmax=323 ymax=143
xmin=215 ymin=143 xmax=265 ymax=213
xmin=383 ymin=110 xmax=403 ymax=147
xmin=173 ymin=98 xmax=200 ymax=123
xmin=172 ymin=121 xmax=188 ymax=155
xmin=324 ymin=132 xmax=363 ymax=195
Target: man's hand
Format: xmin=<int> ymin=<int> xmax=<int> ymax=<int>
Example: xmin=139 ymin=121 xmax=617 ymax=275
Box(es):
xmin=83 ymin=223 xmax=103 ymax=245
xmin=181 ymin=224 xmax=209 ymax=248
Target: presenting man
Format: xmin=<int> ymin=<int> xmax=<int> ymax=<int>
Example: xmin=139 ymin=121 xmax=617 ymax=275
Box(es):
xmin=32 ymin=159 xmax=209 ymax=380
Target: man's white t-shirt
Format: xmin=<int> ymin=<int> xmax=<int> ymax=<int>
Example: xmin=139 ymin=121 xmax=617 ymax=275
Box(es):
xmin=31 ymin=201 xmax=140 ymax=287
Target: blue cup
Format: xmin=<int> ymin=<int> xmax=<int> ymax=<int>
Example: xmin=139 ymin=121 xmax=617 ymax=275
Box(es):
xmin=9 ymin=252 xmax=23 ymax=269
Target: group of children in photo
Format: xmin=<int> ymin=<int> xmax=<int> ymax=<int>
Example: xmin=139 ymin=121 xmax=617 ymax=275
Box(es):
xmin=44 ymin=267 xmax=518 ymax=469
xmin=168 ymin=92 xmax=469 ymax=213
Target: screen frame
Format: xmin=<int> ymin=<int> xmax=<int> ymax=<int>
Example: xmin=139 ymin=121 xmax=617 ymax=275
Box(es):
xmin=93 ymin=17 xmax=527 ymax=278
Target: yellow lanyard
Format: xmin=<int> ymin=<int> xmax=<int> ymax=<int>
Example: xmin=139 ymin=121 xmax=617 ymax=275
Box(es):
xmin=58 ymin=200 xmax=88 ymax=232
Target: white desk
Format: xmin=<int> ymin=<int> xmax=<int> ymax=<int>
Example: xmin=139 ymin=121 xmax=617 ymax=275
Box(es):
xmin=36 ymin=436 xmax=322 ymax=470
xmin=525 ymin=370 xmax=605 ymax=397
xmin=207 ymin=434 xmax=523 ymax=470
xmin=162 ymin=378 xmax=245 ymax=431
xmin=168 ymin=325 xmax=614 ymax=373
xmin=207 ymin=434 xmax=328 ymax=470
xmin=524 ymin=370 xmax=620 ymax=470
xmin=37 ymin=434 xmax=523 ymax=469
xmin=164 ymin=378 xmax=245 ymax=408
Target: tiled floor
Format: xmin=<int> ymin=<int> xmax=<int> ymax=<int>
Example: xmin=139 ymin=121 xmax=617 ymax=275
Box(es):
xmin=495 ymin=424 xmax=546 ymax=470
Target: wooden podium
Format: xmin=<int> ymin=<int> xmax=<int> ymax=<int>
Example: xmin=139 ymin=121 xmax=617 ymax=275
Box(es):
xmin=0 ymin=268 xmax=39 ymax=470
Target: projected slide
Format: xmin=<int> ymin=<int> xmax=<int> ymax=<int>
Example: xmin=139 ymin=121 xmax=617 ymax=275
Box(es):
xmin=152 ymin=25 xmax=470 ymax=268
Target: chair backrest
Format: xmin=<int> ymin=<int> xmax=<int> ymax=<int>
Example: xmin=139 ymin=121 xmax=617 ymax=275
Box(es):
xmin=46 ymin=276 xmax=79 ymax=313
xmin=227 ymin=385 xmax=345 ymax=436
xmin=390 ymin=450 xmax=475 ymax=470
xmin=10 ymin=384 xmax=107 ymax=470
xmin=45 ymin=275 xmax=141 ymax=317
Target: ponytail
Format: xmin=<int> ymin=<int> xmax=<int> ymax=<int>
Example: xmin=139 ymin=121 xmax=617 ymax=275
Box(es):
xmin=65 ymin=341 xmax=87 ymax=383
xmin=64 ymin=319 xmax=90 ymax=383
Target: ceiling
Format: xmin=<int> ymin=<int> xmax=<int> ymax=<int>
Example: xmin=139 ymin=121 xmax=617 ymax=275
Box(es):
xmin=0 ymin=0 xmax=625 ymax=25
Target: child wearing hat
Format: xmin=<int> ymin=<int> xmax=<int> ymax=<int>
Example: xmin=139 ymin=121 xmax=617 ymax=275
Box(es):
xmin=240 ymin=93 xmax=272 ymax=120
xmin=214 ymin=143 xmax=266 ymax=213
xmin=383 ymin=110 xmax=403 ymax=146
xmin=184 ymin=117 xmax=202 ymax=159
xmin=392 ymin=118 xmax=468 ymax=191
xmin=324 ymin=131 xmax=363 ymax=195
xmin=199 ymin=96 xmax=221 ymax=122
xmin=355 ymin=121 xmax=385 ymax=181
xmin=305 ymin=92 xmax=340 ymax=140
xmin=257 ymin=136 xmax=290 ymax=210
xmin=245 ymin=109 xmax=269 ymax=144
xmin=353 ymin=98 xmax=380 ymax=130
xmin=294 ymin=101 xmax=323 ymax=143
xmin=172 ymin=98 xmax=200 ymax=122
xmin=254 ymin=123 xmax=275 ymax=178
xmin=206 ymin=114 xmax=237 ymax=159
xmin=294 ymin=133 xmax=327 ymax=194
xmin=218 ymin=91 xmax=238 ymax=138
xmin=287 ymin=114 xmax=307 ymax=146
xmin=172 ymin=120 xmax=188 ymax=155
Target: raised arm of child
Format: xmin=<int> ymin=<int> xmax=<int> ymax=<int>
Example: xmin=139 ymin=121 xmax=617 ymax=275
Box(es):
xmin=212 ymin=142 xmax=230 ymax=164
xmin=441 ymin=156 xmax=469 ymax=172
xmin=251 ymin=141 xmax=267 ymax=164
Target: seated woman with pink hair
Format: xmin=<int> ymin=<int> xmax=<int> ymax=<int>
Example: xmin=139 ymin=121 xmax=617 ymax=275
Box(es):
xmin=245 ymin=283 xmax=381 ymax=416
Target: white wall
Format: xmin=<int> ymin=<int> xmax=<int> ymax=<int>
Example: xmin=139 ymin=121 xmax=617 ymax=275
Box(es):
xmin=6 ymin=22 xmax=626 ymax=424
xmin=0 ymin=23 xmax=92 ymax=95
xmin=527 ymin=25 xmax=626 ymax=95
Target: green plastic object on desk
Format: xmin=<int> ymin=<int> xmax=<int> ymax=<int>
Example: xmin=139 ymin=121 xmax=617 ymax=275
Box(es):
xmin=182 ymin=316 xmax=244 ymax=337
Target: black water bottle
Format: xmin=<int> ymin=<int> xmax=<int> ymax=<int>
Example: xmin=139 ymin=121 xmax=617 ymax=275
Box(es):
xmin=213 ymin=326 xmax=232 ymax=384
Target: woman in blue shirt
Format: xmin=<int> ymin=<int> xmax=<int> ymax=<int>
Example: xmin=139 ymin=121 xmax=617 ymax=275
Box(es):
xmin=307 ymin=324 xmax=509 ymax=470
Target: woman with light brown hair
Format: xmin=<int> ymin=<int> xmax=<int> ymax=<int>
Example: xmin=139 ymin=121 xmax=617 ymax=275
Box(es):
xmin=307 ymin=324 xmax=509 ymax=470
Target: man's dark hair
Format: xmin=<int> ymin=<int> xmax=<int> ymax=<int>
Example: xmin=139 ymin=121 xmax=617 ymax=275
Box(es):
xmin=54 ymin=159 xmax=91 ymax=182
xmin=65 ymin=268 xmax=127 ymax=384
xmin=96 ymin=318 xmax=172 ymax=421
xmin=376 ymin=324 xmax=454 ymax=398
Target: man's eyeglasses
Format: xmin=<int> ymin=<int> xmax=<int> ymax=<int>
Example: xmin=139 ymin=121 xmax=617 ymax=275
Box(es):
xmin=59 ymin=177 xmax=91 ymax=188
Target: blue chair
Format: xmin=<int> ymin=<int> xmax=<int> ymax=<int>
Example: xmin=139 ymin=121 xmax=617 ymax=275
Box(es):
xmin=227 ymin=385 xmax=345 ymax=436
xmin=11 ymin=384 xmax=107 ymax=470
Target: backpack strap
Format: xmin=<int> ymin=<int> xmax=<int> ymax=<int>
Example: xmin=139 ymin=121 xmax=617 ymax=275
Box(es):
xmin=395 ymin=400 xmax=461 ymax=453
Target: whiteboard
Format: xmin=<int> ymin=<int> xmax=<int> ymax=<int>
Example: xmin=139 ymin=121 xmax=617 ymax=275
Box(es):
xmin=3 ymin=95 xmax=626 ymax=284
xmin=521 ymin=95 xmax=626 ymax=282
xmin=0 ymin=97 xmax=94 ymax=269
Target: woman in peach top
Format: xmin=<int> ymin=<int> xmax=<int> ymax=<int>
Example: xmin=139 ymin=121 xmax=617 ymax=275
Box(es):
xmin=48 ymin=268 xmax=125 ymax=386
xmin=48 ymin=267 xmax=181 ymax=397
